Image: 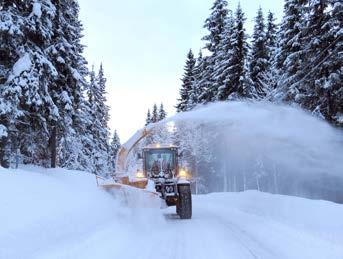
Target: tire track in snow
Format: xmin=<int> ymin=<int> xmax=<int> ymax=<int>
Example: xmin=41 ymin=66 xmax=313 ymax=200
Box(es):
xmin=196 ymin=208 xmax=276 ymax=259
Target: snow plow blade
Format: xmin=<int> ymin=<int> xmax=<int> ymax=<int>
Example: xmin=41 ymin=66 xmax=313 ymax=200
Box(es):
xmin=96 ymin=176 xmax=162 ymax=208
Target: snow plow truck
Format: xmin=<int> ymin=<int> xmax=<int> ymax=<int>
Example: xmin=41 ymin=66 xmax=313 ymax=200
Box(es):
xmin=97 ymin=128 xmax=192 ymax=219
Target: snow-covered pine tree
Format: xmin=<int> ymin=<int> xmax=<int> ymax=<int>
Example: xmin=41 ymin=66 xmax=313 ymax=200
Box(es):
xmin=50 ymin=0 xmax=91 ymax=170
xmin=324 ymin=0 xmax=343 ymax=126
xmin=176 ymin=50 xmax=196 ymax=112
xmin=202 ymin=0 xmax=229 ymax=53
xmin=151 ymin=103 xmax=159 ymax=123
xmin=275 ymin=0 xmax=306 ymax=100
xmin=261 ymin=11 xmax=279 ymax=96
xmin=187 ymin=51 xmax=203 ymax=108
xmin=201 ymin=0 xmax=229 ymax=102
xmin=224 ymin=4 xmax=251 ymax=99
xmin=295 ymin=0 xmax=343 ymax=125
xmin=158 ymin=103 xmax=167 ymax=120
xmin=145 ymin=109 xmax=152 ymax=126
xmin=84 ymin=65 xmax=110 ymax=175
xmin=0 ymin=1 xmax=25 ymax=166
xmin=109 ymin=130 xmax=121 ymax=173
xmin=214 ymin=12 xmax=235 ymax=101
xmin=249 ymin=7 xmax=269 ymax=98
xmin=265 ymin=11 xmax=278 ymax=64
xmin=195 ymin=55 xmax=213 ymax=104
xmin=96 ymin=63 xmax=110 ymax=127
xmin=0 ymin=0 xmax=59 ymax=167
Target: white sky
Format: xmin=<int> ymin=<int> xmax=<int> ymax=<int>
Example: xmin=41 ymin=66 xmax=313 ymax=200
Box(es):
xmin=79 ymin=0 xmax=284 ymax=142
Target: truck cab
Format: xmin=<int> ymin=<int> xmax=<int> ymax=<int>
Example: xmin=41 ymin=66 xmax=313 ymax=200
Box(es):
xmin=139 ymin=144 xmax=192 ymax=219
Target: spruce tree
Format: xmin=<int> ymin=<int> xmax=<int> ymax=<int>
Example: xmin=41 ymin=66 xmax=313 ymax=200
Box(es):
xmin=0 ymin=0 xmax=58 ymax=166
xmin=158 ymin=103 xmax=167 ymax=120
xmin=84 ymin=65 xmax=110 ymax=175
xmin=249 ymin=7 xmax=268 ymax=98
xmin=295 ymin=0 xmax=343 ymax=125
xmin=202 ymin=0 xmax=229 ymax=102
xmin=265 ymin=11 xmax=278 ymax=64
xmin=195 ymin=55 xmax=213 ymax=104
xmin=97 ymin=63 xmax=110 ymax=127
xmin=176 ymin=50 xmax=196 ymax=112
xmin=324 ymin=0 xmax=343 ymax=125
xmin=214 ymin=13 xmax=235 ymax=101
xmin=275 ymin=0 xmax=306 ymax=98
xmin=261 ymin=11 xmax=279 ymax=95
xmin=145 ymin=109 xmax=151 ymax=126
xmin=225 ymin=4 xmax=251 ymax=99
xmin=188 ymin=51 xmax=204 ymax=107
xmin=202 ymin=0 xmax=229 ymax=53
xmin=51 ymin=0 xmax=91 ymax=171
xmin=109 ymin=130 xmax=121 ymax=173
xmin=151 ymin=104 xmax=159 ymax=123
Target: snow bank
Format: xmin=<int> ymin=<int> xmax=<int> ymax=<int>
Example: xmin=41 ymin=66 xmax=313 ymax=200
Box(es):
xmin=0 ymin=166 xmax=164 ymax=259
xmin=198 ymin=191 xmax=343 ymax=245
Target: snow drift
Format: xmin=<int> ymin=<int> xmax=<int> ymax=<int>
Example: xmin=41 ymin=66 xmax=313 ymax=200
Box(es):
xmin=0 ymin=166 xmax=163 ymax=259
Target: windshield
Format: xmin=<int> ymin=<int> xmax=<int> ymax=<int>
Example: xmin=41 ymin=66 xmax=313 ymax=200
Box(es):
xmin=145 ymin=149 xmax=175 ymax=178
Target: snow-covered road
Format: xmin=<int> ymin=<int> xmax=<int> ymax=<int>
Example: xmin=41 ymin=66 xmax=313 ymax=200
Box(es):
xmin=32 ymin=195 xmax=343 ymax=259
xmin=1 ymin=167 xmax=343 ymax=259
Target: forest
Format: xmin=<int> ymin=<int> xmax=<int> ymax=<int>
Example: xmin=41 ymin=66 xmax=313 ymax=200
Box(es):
xmin=176 ymin=0 xmax=342 ymax=127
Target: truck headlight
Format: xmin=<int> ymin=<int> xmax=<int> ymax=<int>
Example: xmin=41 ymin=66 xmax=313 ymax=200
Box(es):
xmin=135 ymin=171 xmax=145 ymax=178
xmin=179 ymin=169 xmax=188 ymax=179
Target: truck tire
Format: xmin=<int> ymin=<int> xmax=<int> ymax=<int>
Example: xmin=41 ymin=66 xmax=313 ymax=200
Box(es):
xmin=177 ymin=184 xmax=192 ymax=219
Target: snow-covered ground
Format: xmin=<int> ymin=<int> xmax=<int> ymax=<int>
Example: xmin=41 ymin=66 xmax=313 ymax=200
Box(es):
xmin=1 ymin=166 xmax=343 ymax=259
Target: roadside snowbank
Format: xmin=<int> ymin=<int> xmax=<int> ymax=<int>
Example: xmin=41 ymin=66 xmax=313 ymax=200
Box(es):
xmin=0 ymin=166 xmax=163 ymax=259
xmin=198 ymin=191 xmax=343 ymax=246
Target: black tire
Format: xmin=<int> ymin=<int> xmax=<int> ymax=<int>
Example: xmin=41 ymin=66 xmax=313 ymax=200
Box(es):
xmin=177 ymin=184 xmax=192 ymax=219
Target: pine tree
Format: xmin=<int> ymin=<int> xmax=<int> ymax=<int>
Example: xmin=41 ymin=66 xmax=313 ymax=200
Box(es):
xmin=202 ymin=0 xmax=229 ymax=102
xmin=261 ymin=11 xmax=279 ymax=96
xmin=202 ymin=0 xmax=229 ymax=53
xmin=0 ymin=0 xmax=59 ymax=166
xmin=158 ymin=103 xmax=167 ymax=120
xmin=225 ymin=4 xmax=251 ymax=99
xmin=275 ymin=0 xmax=306 ymax=99
xmin=249 ymin=7 xmax=268 ymax=98
xmin=84 ymin=65 xmax=110 ymax=175
xmin=97 ymin=63 xmax=110 ymax=127
xmin=214 ymin=12 xmax=235 ymax=101
xmin=295 ymin=0 xmax=343 ymax=125
xmin=176 ymin=50 xmax=196 ymax=112
xmin=195 ymin=55 xmax=213 ymax=104
xmin=51 ymin=0 xmax=91 ymax=171
xmin=151 ymin=103 xmax=159 ymax=123
xmin=188 ymin=51 xmax=203 ymax=107
xmin=145 ymin=109 xmax=152 ymax=126
xmin=265 ymin=11 xmax=278 ymax=64
xmin=109 ymin=130 xmax=121 ymax=173
xmin=324 ymin=0 xmax=343 ymax=125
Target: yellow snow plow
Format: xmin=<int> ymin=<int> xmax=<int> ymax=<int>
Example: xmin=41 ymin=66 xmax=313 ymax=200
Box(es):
xmin=97 ymin=126 xmax=192 ymax=218
xmin=96 ymin=174 xmax=161 ymax=208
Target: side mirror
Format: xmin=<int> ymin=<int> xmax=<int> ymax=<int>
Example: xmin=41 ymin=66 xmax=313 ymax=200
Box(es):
xmin=178 ymin=151 xmax=184 ymax=158
xmin=137 ymin=153 xmax=143 ymax=160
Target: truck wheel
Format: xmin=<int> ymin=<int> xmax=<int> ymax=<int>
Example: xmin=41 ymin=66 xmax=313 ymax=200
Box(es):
xmin=177 ymin=184 xmax=192 ymax=219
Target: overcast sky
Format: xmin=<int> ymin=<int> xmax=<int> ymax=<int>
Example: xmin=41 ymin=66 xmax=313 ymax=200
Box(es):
xmin=79 ymin=0 xmax=284 ymax=142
